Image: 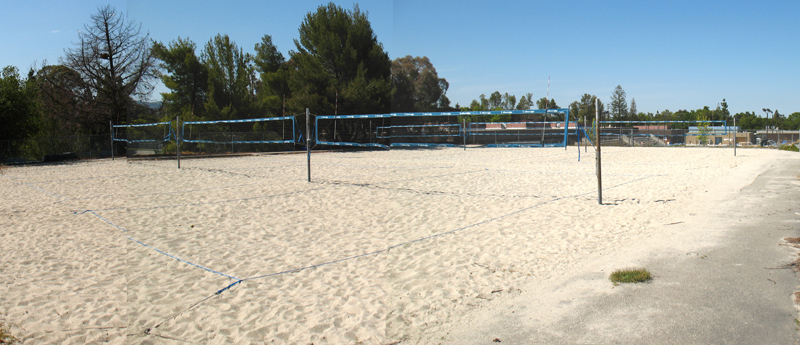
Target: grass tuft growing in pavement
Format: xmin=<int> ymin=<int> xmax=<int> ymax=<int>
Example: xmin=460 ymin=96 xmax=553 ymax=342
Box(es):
xmin=610 ymin=268 xmax=652 ymax=284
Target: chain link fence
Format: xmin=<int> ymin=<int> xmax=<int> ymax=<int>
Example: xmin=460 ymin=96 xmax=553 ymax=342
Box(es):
xmin=1 ymin=134 xmax=113 ymax=164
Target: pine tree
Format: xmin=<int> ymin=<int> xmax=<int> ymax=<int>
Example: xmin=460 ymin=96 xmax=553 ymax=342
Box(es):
xmin=609 ymin=85 xmax=627 ymax=121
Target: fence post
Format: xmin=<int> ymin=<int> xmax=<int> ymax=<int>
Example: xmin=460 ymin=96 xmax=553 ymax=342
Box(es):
xmin=306 ymin=108 xmax=311 ymax=182
xmin=110 ymin=121 xmax=114 ymax=161
xmin=596 ymin=98 xmax=602 ymax=205
xmin=177 ymin=116 xmax=181 ymax=169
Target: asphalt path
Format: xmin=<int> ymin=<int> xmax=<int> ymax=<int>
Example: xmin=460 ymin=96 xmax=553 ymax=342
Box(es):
xmin=446 ymin=155 xmax=800 ymax=344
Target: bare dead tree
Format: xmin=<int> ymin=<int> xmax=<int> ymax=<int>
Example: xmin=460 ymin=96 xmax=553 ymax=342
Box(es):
xmin=60 ymin=5 xmax=156 ymax=128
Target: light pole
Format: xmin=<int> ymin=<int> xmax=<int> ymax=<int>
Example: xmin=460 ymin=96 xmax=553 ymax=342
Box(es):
xmin=762 ymin=108 xmax=772 ymax=146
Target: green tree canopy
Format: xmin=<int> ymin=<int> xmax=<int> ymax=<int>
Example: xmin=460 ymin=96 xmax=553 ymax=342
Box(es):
xmin=152 ymin=37 xmax=208 ymax=120
xmin=568 ymin=94 xmax=604 ymax=124
xmin=536 ymin=97 xmax=558 ymax=110
xmin=34 ymin=64 xmax=92 ymax=135
xmin=290 ymin=2 xmax=391 ymax=114
xmin=785 ymin=112 xmax=800 ymax=130
xmin=253 ymin=35 xmax=284 ymax=75
xmin=0 ymin=66 xmax=40 ymax=153
xmin=254 ymin=35 xmax=289 ymax=117
xmin=202 ymin=34 xmax=254 ymax=120
xmin=515 ymin=93 xmax=534 ymax=110
xmin=391 ymin=55 xmax=450 ymax=112
xmin=609 ymin=85 xmax=627 ymax=121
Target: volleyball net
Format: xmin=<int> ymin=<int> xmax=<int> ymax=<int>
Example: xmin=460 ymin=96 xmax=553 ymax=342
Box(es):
xmin=112 ymin=121 xmax=173 ymax=156
xmin=107 ymin=109 xmax=582 ymax=158
xmin=597 ymin=120 xmax=730 ymax=146
xmin=315 ymin=109 xmax=575 ymax=148
xmin=181 ymin=116 xmax=299 ymax=154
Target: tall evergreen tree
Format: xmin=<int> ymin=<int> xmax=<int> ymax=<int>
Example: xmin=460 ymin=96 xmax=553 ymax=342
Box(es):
xmin=152 ymin=37 xmax=208 ymax=120
xmin=0 ymin=66 xmax=40 ymax=150
xmin=290 ymin=2 xmax=391 ymax=115
xmin=253 ymin=35 xmax=288 ymax=116
xmin=629 ymin=98 xmax=637 ymax=120
xmin=720 ymin=99 xmax=730 ymax=122
xmin=202 ymin=34 xmax=254 ymax=120
xmin=515 ymin=93 xmax=533 ymax=110
xmin=253 ymin=35 xmax=284 ymax=75
xmin=609 ymin=85 xmax=627 ymax=121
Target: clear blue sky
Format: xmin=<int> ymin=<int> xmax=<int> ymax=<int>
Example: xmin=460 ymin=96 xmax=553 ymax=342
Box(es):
xmin=2 ymin=0 xmax=798 ymax=116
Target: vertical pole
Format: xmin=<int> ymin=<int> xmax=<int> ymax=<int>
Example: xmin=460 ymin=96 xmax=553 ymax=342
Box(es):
xmin=176 ymin=116 xmax=181 ymax=169
xmin=584 ymin=116 xmax=587 ymax=152
xmin=576 ymin=116 xmax=580 ymax=160
xmin=463 ymin=119 xmax=467 ymax=151
xmin=734 ymin=116 xmax=737 ymax=157
xmin=306 ymin=108 xmax=311 ymax=182
xmin=542 ymin=76 xmax=549 ymax=147
xmin=565 ymin=111 xmax=569 ymax=151
xmin=596 ymin=98 xmax=602 ymax=205
xmin=540 ymin=117 xmax=545 ymax=146
xmin=577 ymin=127 xmax=581 ymax=161
xmin=109 ymin=120 xmax=114 ymax=161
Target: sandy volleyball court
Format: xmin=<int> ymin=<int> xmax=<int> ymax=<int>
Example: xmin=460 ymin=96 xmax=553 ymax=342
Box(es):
xmin=0 ymin=147 xmax=794 ymax=343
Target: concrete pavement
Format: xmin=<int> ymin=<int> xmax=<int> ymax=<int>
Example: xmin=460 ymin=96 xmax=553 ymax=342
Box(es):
xmin=446 ymin=155 xmax=800 ymax=344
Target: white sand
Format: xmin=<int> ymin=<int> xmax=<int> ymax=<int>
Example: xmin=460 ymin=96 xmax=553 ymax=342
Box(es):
xmin=0 ymin=147 xmax=793 ymax=343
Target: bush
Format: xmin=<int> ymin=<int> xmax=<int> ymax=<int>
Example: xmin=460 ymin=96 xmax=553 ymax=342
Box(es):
xmin=779 ymin=144 xmax=799 ymax=152
xmin=610 ymin=268 xmax=652 ymax=284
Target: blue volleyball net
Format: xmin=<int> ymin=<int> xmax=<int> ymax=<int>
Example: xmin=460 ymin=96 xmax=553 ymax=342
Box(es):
xmin=467 ymin=120 xmax=579 ymax=147
xmin=181 ymin=116 xmax=299 ymax=154
xmin=597 ymin=120 xmax=730 ymax=146
xmin=315 ymin=109 xmax=575 ymax=148
xmin=315 ymin=113 xmax=391 ymax=148
xmin=112 ymin=121 xmax=173 ymax=156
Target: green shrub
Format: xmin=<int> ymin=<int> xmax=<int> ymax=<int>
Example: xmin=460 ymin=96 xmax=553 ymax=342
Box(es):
xmin=610 ymin=268 xmax=652 ymax=284
xmin=779 ymin=144 xmax=799 ymax=152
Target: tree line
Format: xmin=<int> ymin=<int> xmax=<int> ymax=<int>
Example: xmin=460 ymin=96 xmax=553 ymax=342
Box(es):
xmin=462 ymin=85 xmax=800 ymax=131
xmin=1 ymin=2 xmax=798 ymax=155
xmin=0 ymin=3 xmax=450 ymax=148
